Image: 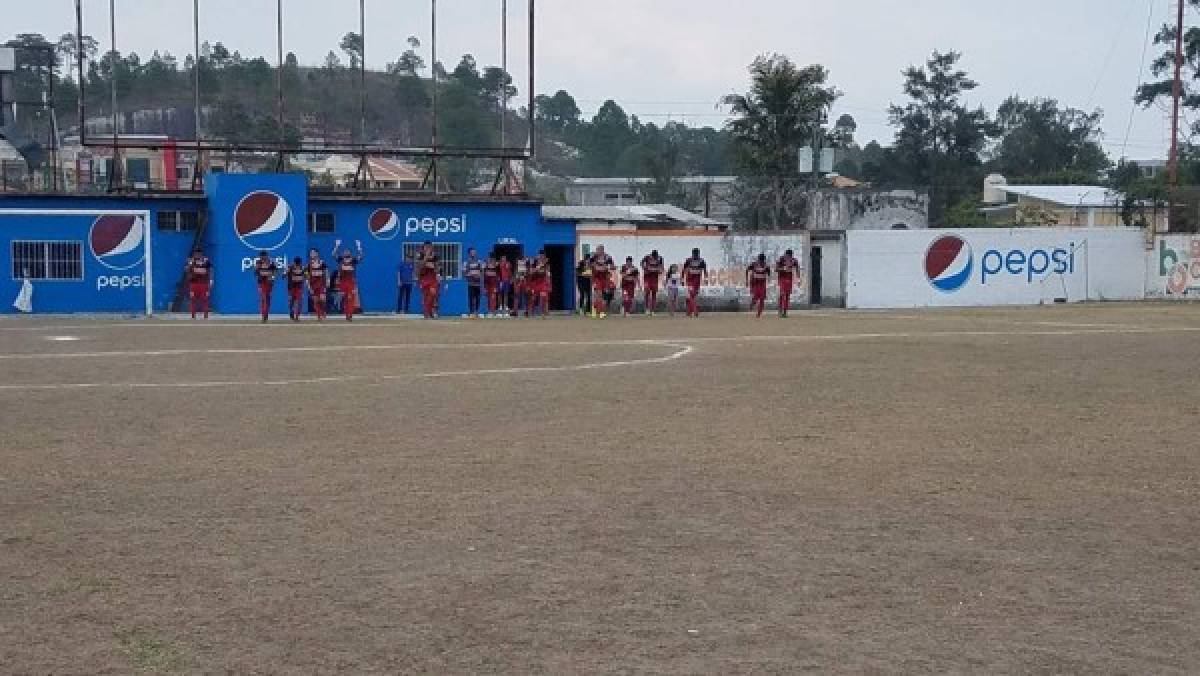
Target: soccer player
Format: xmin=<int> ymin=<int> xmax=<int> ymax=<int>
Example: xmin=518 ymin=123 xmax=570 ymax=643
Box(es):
xmin=512 ymin=258 xmax=531 ymax=317
xmin=776 ymin=248 xmax=800 ymax=318
xmin=286 ymin=256 xmax=307 ymax=321
xmin=619 ymin=256 xmax=640 ymax=316
xmin=682 ymin=248 xmax=708 ymax=318
xmin=528 ymin=250 xmax=553 ymax=318
xmin=483 ymin=253 xmax=501 ymax=317
xmin=306 ymin=248 xmax=330 ymax=321
xmin=575 ymin=257 xmax=593 ymax=317
xmin=252 ymin=250 xmax=279 ymax=322
xmin=416 ymin=241 xmax=441 ymax=319
xmin=464 ymin=247 xmax=484 ymax=318
xmin=498 ymin=255 xmax=513 ymax=314
xmin=641 ymin=249 xmax=664 ymax=316
xmin=588 ymin=245 xmax=616 ymax=318
xmin=333 ymin=239 xmax=365 ymax=322
xmin=184 ymin=247 xmax=213 ymax=319
xmin=745 ymin=253 xmax=771 ymax=319
xmin=665 ymin=264 xmax=681 ymax=316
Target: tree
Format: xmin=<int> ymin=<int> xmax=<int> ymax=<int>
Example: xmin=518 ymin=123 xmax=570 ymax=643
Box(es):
xmin=582 ymin=100 xmax=636 ymax=176
xmin=340 ymin=32 xmax=363 ymax=71
xmin=992 ymin=96 xmax=1109 ymax=181
xmin=722 ymin=54 xmax=840 ymax=228
xmin=388 ymin=36 xmax=425 ymax=76
xmin=535 ymin=90 xmax=582 ymax=133
xmin=887 ymin=50 xmax=997 ymax=225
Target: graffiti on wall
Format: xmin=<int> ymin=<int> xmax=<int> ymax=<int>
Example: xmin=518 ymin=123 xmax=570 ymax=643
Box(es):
xmin=1156 ymin=236 xmax=1200 ymax=296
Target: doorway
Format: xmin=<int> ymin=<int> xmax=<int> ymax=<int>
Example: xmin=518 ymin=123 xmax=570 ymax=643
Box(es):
xmin=493 ymin=244 xmax=523 ymax=311
xmin=810 ymin=247 xmax=823 ymax=306
xmin=543 ymin=244 xmax=572 ymax=311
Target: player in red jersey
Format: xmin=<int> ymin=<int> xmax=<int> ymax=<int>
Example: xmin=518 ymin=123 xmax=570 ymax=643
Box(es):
xmin=682 ymin=248 xmax=708 ymax=317
xmin=333 ymin=239 xmax=364 ymax=321
xmin=588 ymin=245 xmax=616 ymax=318
xmin=745 ymin=253 xmax=771 ymax=319
xmin=252 ymin=250 xmax=279 ymax=322
xmin=776 ymin=248 xmax=799 ymax=318
xmin=641 ymin=249 xmax=664 ymax=316
xmin=305 ymin=248 xmax=330 ymax=321
xmin=184 ymin=247 xmax=213 ymax=319
xmin=619 ymin=256 xmax=640 ymax=316
xmin=285 ymin=256 xmax=307 ymax=321
xmin=528 ymin=250 xmax=553 ymax=318
xmin=483 ymin=253 xmax=501 ymax=317
xmin=416 ymin=241 xmax=441 ymax=319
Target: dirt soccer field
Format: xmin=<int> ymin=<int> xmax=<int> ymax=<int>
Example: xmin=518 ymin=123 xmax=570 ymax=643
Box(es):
xmin=2 ymin=304 xmax=1199 ymax=673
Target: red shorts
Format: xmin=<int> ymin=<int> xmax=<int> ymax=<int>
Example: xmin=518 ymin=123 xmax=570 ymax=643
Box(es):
xmin=419 ymin=276 xmax=438 ymax=291
xmin=644 ymin=274 xmax=660 ymax=291
xmin=686 ymin=279 xmax=702 ymax=294
xmin=189 ymin=281 xmax=209 ymax=298
xmin=778 ymin=276 xmax=794 ymax=295
xmin=750 ymin=280 xmax=767 ymax=300
xmin=310 ymin=282 xmax=327 ymax=298
xmin=621 ymin=281 xmax=637 ymax=295
xmin=529 ymin=278 xmax=550 ymax=295
xmin=288 ymin=285 xmax=303 ymax=302
xmin=592 ymin=273 xmax=610 ymax=291
xmin=258 ymin=281 xmax=274 ymax=296
xmin=338 ymin=278 xmax=356 ymax=294
xmin=484 ymin=279 xmax=499 ymax=293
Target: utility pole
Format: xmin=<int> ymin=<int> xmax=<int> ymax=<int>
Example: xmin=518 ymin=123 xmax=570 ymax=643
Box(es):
xmin=1169 ymin=0 xmax=1185 ymax=186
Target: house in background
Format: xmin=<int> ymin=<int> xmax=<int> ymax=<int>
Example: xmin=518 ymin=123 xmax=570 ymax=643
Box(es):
xmin=980 ymin=175 xmax=1168 ymax=230
xmin=565 ymin=176 xmax=737 ymax=222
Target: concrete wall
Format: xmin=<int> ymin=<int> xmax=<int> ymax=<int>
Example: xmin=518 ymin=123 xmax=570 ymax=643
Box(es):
xmin=846 ymin=228 xmax=1146 ymax=309
xmin=1147 ymin=234 xmax=1200 ymax=299
xmin=809 ymin=190 xmax=929 ymax=231
xmin=577 ymin=229 xmax=810 ymax=308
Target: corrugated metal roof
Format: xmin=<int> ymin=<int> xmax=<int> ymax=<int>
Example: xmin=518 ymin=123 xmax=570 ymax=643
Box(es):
xmin=541 ymin=205 xmax=654 ymax=222
xmin=629 ymin=204 xmax=727 ymax=227
xmin=998 ymin=185 xmax=1122 ymax=208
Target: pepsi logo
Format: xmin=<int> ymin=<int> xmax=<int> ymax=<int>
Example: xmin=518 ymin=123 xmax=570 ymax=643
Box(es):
xmin=369 ymin=208 xmax=400 ymax=240
xmin=89 ymin=214 xmax=145 ymax=270
xmin=925 ymin=235 xmax=974 ymax=292
xmin=234 ymin=191 xmax=293 ymax=251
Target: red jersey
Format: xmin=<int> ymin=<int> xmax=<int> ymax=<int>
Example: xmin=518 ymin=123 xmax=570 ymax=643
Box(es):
xmin=286 ymin=263 xmax=307 ymax=289
xmin=338 ymin=257 xmax=361 ymax=284
xmin=747 ymin=261 xmax=771 ymax=283
xmin=589 ymin=254 xmax=615 ymax=278
xmin=186 ymin=256 xmax=212 ymax=284
xmin=417 ymin=252 xmax=440 ymax=283
xmin=254 ymin=259 xmax=278 ymax=284
xmin=776 ymin=255 xmax=799 ymax=280
xmin=683 ymin=257 xmax=707 ymax=284
xmin=620 ymin=263 xmax=640 ymax=286
xmin=483 ymin=261 xmax=501 ymax=283
xmin=307 ymin=260 xmax=329 ymax=288
xmin=641 ymin=255 xmax=664 ymax=278
xmin=499 ymin=259 xmax=513 ymax=282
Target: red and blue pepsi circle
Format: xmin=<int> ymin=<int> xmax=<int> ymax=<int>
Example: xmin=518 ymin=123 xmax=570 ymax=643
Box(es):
xmin=89 ymin=214 xmax=146 ymax=271
xmin=925 ymin=235 xmax=973 ymax=292
xmin=368 ymin=208 xmax=400 ymax=241
xmin=234 ymin=191 xmax=293 ymax=251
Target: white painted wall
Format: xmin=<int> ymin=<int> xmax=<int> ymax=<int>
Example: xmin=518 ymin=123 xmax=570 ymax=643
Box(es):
xmin=1147 ymin=234 xmax=1200 ymax=299
xmin=845 ymin=228 xmax=1146 ymax=309
xmin=577 ymin=231 xmax=810 ymax=306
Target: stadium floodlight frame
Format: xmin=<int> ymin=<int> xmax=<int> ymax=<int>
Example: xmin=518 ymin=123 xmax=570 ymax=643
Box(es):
xmin=0 ymin=208 xmax=154 ymax=316
xmin=73 ymin=0 xmax=536 ymax=164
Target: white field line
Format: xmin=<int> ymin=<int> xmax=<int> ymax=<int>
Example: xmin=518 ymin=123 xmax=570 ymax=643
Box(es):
xmin=3 ymin=326 xmax=1200 ymax=362
xmin=0 ymin=343 xmax=694 ymax=391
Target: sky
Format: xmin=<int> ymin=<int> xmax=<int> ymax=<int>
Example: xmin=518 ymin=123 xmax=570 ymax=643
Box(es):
xmin=10 ymin=0 xmax=1181 ymax=161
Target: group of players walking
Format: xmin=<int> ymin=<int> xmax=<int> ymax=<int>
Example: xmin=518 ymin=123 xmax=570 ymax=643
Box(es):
xmin=181 ymin=242 xmax=803 ymax=321
xmin=577 ymin=245 xmax=802 ymax=319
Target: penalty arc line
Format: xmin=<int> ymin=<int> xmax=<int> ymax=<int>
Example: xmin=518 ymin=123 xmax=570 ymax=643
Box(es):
xmin=0 ymin=343 xmax=695 ymax=392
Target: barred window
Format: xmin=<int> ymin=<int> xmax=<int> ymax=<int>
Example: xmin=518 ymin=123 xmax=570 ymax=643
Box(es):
xmin=308 ymin=212 xmax=335 ymax=233
xmin=403 ymin=242 xmax=462 ymax=279
xmin=157 ymin=210 xmax=199 ymax=232
xmin=11 ymin=241 xmax=84 ymax=281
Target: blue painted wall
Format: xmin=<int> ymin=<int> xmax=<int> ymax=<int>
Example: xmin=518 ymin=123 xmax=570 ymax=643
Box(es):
xmin=0 ymin=194 xmax=202 ymax=314
xmin=0 ymin=180 xmax=570 ymax=316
